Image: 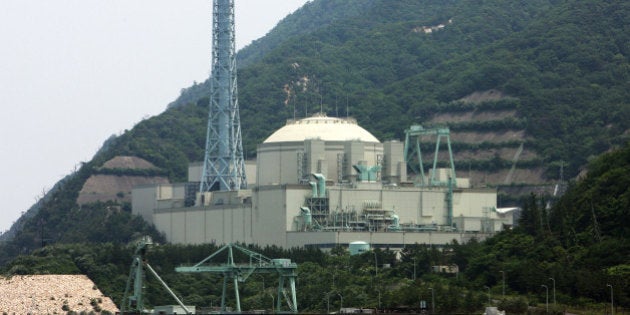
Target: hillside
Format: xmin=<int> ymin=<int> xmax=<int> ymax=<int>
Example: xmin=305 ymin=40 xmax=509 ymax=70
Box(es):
xmin=1 ymin=142 xmax=628 ymax=310
xmin=77 ymin=156 xmax=169 ymax=205
xmin=2 ymin=0 xmax=630 ymax=278
xmin=168 ymin=0 xmax=377 ymax=109
xmin=173 ymin=0 xmax=630 ymax=189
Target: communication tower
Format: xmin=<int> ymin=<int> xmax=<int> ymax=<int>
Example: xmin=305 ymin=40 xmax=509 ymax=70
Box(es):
xmin=200 ymin=0 xmax=247 ymax=192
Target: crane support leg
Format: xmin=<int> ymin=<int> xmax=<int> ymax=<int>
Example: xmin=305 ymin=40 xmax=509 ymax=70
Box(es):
xmin=234 ymin=274 xmax=241 ymax=312
xmin=289 ymin=277 xmax=298 ymax=313
xmin=221 ymin=275 xmax=228 ymax=311
xmin=277 ymin=276 xmax=284 ymax=311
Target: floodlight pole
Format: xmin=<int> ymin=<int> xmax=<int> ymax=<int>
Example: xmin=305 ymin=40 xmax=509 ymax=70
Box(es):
xmin=549 ymin=277 xmax=556 ymax=307
xmin=429 ymin=287 xmax=435 ymax=314
xmin=413 ymin=257 xmax=417 ymax=280
xmin=607 ymin=284 xmax=614 ymax=315
xmin=484 ymin=286 xmax=491 ymax=305
xmin=338 ymin=293 xmax=343 ymax=310
xmin=541 ymin=285 xmax=549 ymax=314
xmin=499 ymin=270 xmax=505 ymax=298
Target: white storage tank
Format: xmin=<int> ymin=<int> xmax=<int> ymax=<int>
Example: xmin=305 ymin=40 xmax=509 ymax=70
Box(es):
xmin=349 ymin=241 xmax=370 ymax=255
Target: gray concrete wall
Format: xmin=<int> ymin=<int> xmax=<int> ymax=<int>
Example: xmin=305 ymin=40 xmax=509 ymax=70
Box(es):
xmin=154 ymin=204 xmax=252 ymax=245
xmin=252 ymin=187 xmax=290 ymax=247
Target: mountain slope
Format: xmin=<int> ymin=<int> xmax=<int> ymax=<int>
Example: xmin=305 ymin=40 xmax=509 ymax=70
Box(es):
xmin=233 ymin=0 xmax=630 ymax=181
xmin=465 ymin=140 xmax=630 ymax=304
xmin=168 ymin=0 xmax=377 ymax=110
xmin=1 ymin=0 xmax=629 ymax=308
xmin=2 ymin=142 xmax=628 ymax=309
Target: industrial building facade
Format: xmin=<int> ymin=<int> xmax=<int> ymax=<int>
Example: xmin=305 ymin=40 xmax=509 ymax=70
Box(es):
xmin=132 ymin=114 xmax=514 ymax=249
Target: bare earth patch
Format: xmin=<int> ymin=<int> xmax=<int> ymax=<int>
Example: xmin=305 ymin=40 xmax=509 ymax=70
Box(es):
xmin=462 ymin=168 xmax=549 ymax=186
xmin=457 ymin=89 xmax=509 ymax=103
xmin=450 ymin=130 xmax=527 ymax=143
xmin=101 ymin=156 xmax=159 ymax=170
xmin=77 ymin=174 xmax=169 ymax=205
xmin=429 ymin=109 xmax=517 ymax=124
xmin=0 ymin=275 xmax=119 ymax=314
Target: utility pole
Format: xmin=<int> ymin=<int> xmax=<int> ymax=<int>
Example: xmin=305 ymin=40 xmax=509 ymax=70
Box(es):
xmin=373 ymin=250 xmax=378 ymax=277
xmin=429 ymin=287 xmax=435 ymax=314
xmin=412 ymin=257 xmax=417 ymax=280
xmin=541 ymin=285 xmax=549 ymax=314
xmin=499 ymin=270 xmax=505 ymax=298
xmin=607 ymin=284 xmax=614 ymax=315
xmin=484 ymin=286 xmax=491 ymax=305
xmin=549 ymin=277 xmax=556 ymax=307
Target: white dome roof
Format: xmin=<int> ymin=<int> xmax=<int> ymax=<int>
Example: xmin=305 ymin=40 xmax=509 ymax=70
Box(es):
xmin=263 ymin=114 xmax=380 ymax=144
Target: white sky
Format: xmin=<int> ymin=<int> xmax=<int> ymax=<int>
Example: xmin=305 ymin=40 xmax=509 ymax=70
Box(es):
xmin=0 ymin=0 xmax=309 ymax=233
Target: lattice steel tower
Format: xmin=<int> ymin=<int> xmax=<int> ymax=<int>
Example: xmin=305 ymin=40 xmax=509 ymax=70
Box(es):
xmin=200 ymin=0 xmax=247 ymax=192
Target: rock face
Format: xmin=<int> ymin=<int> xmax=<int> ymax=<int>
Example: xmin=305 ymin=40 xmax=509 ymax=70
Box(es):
xmin=101 ymin=156 xmax=159 ymax=170
xmin=0 ymin=274 xmax=119 ymax=314
xmin=77 ymin=156 xmax=169 ymax=205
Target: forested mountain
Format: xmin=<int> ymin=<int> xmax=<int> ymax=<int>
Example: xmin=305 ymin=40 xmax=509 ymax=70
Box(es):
xmin=174 ymin=0 xmax=630 ymax=186
xmin=1 ymin=0 xmax=629 ymax=310
xmin=167 ymin=0 xmax=377 ymax=109
xmin=2 ymin=141 xmax=628 ymax=311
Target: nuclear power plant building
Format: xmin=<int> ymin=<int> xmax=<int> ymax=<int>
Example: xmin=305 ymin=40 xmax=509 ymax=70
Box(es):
xmin=132 ymin=114 xmax=515 ymax=249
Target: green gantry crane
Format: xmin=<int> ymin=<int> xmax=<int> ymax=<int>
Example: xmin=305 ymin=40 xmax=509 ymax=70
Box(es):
xmin=176 ymin=243 xmax=298 ymax=314
xmin=404 ymin=124 xmax=457 ymax=187
xmin=121 ymin=236 xmax=192 ymax=314
xmin=404 ymin=125 xmax=457 ymax=226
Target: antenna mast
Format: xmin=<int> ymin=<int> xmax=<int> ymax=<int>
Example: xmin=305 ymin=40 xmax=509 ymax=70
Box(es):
xmin=200 ymin=0 xmax=247 ymax=192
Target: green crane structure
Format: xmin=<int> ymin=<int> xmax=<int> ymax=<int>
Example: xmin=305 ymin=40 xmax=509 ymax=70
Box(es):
xmin=404 ymin=125 xmax=457 ymax=187
xmin=176 ymin=243 xmax=298 ymax=314
xmin=121 ymin=236 xmax=191 ymax=314
xmin=404 ymin=125 xmax=457 ymax=226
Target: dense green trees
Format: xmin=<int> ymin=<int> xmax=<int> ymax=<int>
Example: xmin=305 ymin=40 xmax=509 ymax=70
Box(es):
xmin=5 ymin=138 xmax=630 ymax=311
xmin=501 ymin=141 xmax=630 ymax=306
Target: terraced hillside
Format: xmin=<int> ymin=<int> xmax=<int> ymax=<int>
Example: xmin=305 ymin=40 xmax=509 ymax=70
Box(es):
xmin=418 ymin=91 xmax=556 ymax=202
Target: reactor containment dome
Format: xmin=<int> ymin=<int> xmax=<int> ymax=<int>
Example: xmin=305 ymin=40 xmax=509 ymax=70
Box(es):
xmin=263 ymin=114 xmax=380 ymax=144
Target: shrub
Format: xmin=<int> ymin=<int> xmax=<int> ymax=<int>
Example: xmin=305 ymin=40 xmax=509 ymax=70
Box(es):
xmin=498 ymin=296 xmax=528 ymax=314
